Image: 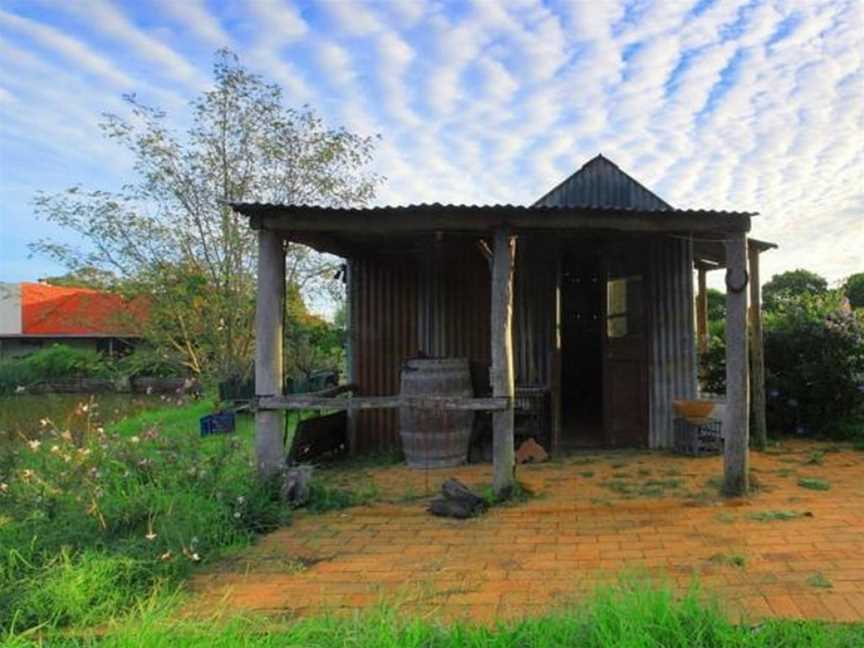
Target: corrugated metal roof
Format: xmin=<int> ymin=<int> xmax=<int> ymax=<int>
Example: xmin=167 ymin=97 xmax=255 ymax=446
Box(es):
xmin=533 ymin=154 xmax=673 ymax=210
xmin=232 ymin=202 xmax=754 ymax=219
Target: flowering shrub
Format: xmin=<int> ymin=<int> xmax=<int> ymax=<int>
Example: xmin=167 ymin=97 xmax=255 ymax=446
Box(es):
xmin=0 ymin=399 xmax=286 ymax=631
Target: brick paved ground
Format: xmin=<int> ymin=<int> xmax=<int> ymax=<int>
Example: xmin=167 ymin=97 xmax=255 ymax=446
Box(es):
xmin=189 ymin=440 xmax=864 ymax=623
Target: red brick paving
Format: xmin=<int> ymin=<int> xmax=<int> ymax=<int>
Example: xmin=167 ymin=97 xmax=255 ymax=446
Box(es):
xmin=188 ymin=440 xmax=864 ymax=623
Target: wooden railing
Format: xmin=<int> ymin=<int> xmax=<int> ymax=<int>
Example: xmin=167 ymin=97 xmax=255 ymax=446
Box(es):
xmin=256 ymin=383 xmax=509 ymax=412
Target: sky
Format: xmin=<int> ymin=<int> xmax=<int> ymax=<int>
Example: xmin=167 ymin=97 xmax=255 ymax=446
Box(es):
xmin=0 ymin=0 xmax=862 ymax=297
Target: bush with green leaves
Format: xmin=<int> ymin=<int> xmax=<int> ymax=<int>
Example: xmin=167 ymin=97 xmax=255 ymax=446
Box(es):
xmin=0 ymin=344 xmax=113 ymax=393
xmin=699 ymin=291 xmax=864 ymax=438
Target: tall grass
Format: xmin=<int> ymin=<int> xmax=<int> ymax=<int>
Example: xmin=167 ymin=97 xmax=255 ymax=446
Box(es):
xmin=0 ymin=397 xmax=286 ymax=633
xmin=5 ymin=581 xmax=863 ymax=647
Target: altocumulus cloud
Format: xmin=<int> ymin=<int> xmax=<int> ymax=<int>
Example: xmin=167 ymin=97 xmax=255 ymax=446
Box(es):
xmin=0 ymin=0 xmax=861 ymax=286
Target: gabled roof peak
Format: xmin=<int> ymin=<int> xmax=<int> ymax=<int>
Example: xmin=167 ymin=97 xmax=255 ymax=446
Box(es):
xmin=534 ymin=154 xmax=672 ymax=211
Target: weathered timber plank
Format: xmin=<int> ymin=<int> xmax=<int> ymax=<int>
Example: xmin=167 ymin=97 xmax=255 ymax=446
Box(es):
xmin=491 ymin=227 xmax=516 ymax=498
xmin=254 ymin=230 xmax=285 ymax=478
xmin=724 ymin=232 xmax=750 ymax=496
xmin=258 ymin=395 xmax=509 ymax=411
xmin=749 ymin=244 xmax=767 ymax=451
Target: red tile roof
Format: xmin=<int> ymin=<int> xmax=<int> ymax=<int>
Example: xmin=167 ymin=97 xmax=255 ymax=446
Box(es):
xmin=21 ymin=283 xmax=145 ymax=336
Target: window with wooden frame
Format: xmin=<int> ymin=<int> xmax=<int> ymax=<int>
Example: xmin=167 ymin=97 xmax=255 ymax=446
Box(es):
xmin=606 ymin=275 xmax=643 ymax=338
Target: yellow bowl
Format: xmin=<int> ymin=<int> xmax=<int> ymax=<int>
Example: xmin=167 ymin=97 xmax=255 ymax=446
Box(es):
xmin=672 ymin=399 xmax=716 ymax=421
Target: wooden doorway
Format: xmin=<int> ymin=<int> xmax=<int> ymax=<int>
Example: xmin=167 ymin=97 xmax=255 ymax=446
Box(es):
xmin=560 ymin=247 xmax=604 ymax=447
xmin=602 ymin=244 xmax=649 ymax=446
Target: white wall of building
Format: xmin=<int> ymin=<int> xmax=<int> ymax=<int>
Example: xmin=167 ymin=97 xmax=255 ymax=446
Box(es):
xmin=0 ymin=283 xmax=22 ymax=335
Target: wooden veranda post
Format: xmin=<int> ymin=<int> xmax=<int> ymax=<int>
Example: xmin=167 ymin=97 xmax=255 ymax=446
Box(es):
xmin=491 ymin=228 xmax=516 ymax=499
xmin=697 ymin=267 xmax=709 ymax=354
xmin=724 ymin=232 xmax=750 ymax=496
xmin=255 ymin=229 xmax=285 ymax=478
xmin=748 ymin=243 xmax=767 ymax=450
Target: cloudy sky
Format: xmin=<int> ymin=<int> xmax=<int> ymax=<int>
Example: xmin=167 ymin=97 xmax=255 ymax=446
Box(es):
xmin=1 ymin=0 xmax=862 ymax=289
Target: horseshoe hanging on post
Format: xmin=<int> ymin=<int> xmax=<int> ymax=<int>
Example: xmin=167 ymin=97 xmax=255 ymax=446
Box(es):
xmin=725 ymin=266 xmax=749 ymax=293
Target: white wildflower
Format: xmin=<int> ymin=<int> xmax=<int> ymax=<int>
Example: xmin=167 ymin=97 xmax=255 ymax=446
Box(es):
xmin=50 ymin=445 xmax=60 ymax=454
xmin=160 ymin=551 xmax=172 ymax=561
xmin=236 ymin=496 xmax=245 ymax=504
xmin=28 ymin=440 xmax=41 ymax=451
xmin=234 ymin=511 xmax=241 ymax=519
xmin=60 ymin=430 xmax=72 ymax=441
xmin=39 ymin=418 xmax=49 ymax=427
xmin=130 ymin=436 xmax=140 ymax=444
xmin=0 ymin=483 xmax=8 ymax=493
xmin=145 ymin=532 xmax=157 ymax=541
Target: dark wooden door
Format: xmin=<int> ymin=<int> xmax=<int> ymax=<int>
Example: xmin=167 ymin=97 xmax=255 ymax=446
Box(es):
xmin=602 ymin=245 xmax=649 ymax=447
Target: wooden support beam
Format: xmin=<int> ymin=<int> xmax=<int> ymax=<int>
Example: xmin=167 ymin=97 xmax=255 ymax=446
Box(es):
xmin=259 ymin=395 xmax=509 ymax=411
xmin=748 ymin=244 xmax=767 ymax=450
xmin=549 ymin=246 xmax=563 ymax=454
xmin=344 ymin=260 xmax=358 ymax=454
xmin=491 ymin=227 xmax=516 ymax=499
xmin=697 ymin=267 xmax=709 ymax=354
xmin=255 ymin=230 xmax=285 ymax=479
xmin=724 ymin=232 xmax=750 ymax=496
xmin=249 ymin=206 xmax=752 ymax=235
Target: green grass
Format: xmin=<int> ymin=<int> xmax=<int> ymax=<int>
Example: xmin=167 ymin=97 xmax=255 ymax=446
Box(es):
xmin=305 ymin=481 xmax=379 ymax=513
xmin=6 ymin=580 xmax=864 ymax=647
xmin=578 ymin=470 xmax=595 ymax=478
xmin=806 ymin=573 xmax=833 ymax=589
xmin=0 ymin=396 xmax=375 ymax=635
xmin=748 ymin=510 xmax=811 ymax=522
xmin=802 ymin=450 xmax=825 ymax=466
xmin=798 ymin=477 xmax=831 ymax=491
xmin=708 ymin=553 xmax=747 ymax=568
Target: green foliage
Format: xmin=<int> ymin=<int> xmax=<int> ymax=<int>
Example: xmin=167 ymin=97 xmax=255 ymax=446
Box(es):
xmin=708 ymin=553 xmax=746 ymax=568
xmin=304 ymin=481 xmax=379 ymax=513
xmin=748 ymin=510 xmax=809 ymax=522
xmin=843 ymin=272 xmax=864 ymax=309
xmin=8 ymin=579 xmax=864 ymax=647
xmin=798 ymin=477 xmax=831 ymax=491
xmin=700 ymin=289 xmax=864 ymax=437
xmin=0 ymin=398 xmax=288 ymax=632
xmin=763 ymin=292 xmax=864 ymax=437
xmin=31 ymin=49 xmax=378 ymax=380
xmin=706 ymin=287 xmax=726 ymax=321
xmin=806 ymin=573 xmax=833 ymax=589
xmin=763 ymin=269 xmax=828 ymax=312
xmin=116 ymin=346 xmax=188 ymax=379
xmin=284 ymin=284 xmax=345 ymax=385
xmin=0 ymin=344 xmax=112 ymax=393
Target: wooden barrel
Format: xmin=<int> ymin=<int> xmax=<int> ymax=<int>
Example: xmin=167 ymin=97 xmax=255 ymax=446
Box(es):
xmin=399 ymin=358 xmax=474 ymax=469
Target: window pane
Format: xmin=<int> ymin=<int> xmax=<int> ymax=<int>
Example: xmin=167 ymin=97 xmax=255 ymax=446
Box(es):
xmin=607 ymin=278 xmax=628 ymax=316
xmin=607 ymin=315 xmax=628 ymax=338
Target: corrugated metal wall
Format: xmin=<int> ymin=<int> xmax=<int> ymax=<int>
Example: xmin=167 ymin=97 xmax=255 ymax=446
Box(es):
xmin=647 ymin=237 xmax=698 ymax=447
xmin=350 ymin=239 xmax=492 ymax=452
xmin=513 ymin=238 xmax=557 ymax=387
xmin=349 ymin=254 xmax=419 ymax=452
